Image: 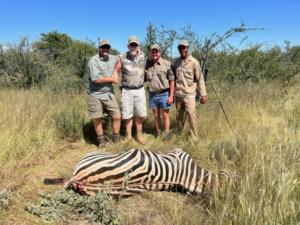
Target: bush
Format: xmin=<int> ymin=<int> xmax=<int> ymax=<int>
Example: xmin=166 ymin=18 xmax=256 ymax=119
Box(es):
xmin=26 ymin=190 xmax=120 ymax=225
xmin=0 ymin=189 xmax=15 ymax=209
xmin=53 ymin=107 xmax=85 ymax=141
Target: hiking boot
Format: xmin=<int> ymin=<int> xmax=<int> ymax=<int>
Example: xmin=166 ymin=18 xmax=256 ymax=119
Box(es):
xmin=155 ymin=130 xmax=161 ymax=138
xmin=97 ymin=135 xmax=106 ymax=149
xmin=125 ymin=132 xmax=133 ymax=141
xmin=161 ymin=130 xmax=172 ymax=140
xmin=112 ymin=133 xmax=121 ymax=143
xmin=136 ymin=131 xmax=146 ymax=145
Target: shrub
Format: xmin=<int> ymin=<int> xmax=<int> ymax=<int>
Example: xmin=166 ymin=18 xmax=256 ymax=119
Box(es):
xmin=53 ymin=107 xmax=85 ymax=141
xmin=26 ymin=190 xmax=120 ymax=225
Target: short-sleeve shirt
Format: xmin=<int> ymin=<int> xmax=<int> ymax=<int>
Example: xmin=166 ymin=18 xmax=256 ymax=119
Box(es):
xmin=145 ymin=57 xmax=174 ymax=92
xmin=87 ymin=54 xmax=117 ymax=95
xmin=119 ymin=51 xmax=146 ymax=88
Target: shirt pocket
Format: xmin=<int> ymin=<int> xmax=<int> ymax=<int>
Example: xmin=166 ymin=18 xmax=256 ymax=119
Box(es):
xmin=176 ymin=67 xmax=184 ymax=82
xmin=184 ymin=69 xmax=195 ymax=86
xmin=145 ymin=69 xmax=154 ymax=81
xmin=156 ymin=69 xmax=169 ymax=88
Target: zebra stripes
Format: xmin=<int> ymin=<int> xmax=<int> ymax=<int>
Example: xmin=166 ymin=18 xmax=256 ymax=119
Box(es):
xmin=64 ymin=148 xmax=219 ymax=196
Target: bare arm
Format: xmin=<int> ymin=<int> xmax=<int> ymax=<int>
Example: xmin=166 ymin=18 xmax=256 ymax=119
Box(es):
xmin=93 ymin=76 xmax=115 ymax=84
xmin=167 ymin=80 xmax=175 ymax=104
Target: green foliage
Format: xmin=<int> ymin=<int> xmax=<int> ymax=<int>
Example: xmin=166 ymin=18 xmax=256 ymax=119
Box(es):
xmin=52 ymin=107 xmax=85 ymax=141
xmin=26 ymin=190 xmax=120 ymax=224
xmin=33 ymin=31 xmax=73 ymax=62
xmin=0 ymin=38 xmax=56 ymax=88
xmin=62 ymin=39 xmax=97 ymax=78
xmin=207 ymin=44 xmax=300 ymax=84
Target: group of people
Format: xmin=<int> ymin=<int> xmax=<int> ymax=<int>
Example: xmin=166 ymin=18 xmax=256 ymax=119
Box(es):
xmin=87 ymin=35 xmax=207 ymax=148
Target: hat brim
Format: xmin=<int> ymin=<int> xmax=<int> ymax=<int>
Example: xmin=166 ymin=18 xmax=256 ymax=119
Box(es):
xmin=99 ymin=44 xmax=111 ymax=48
xmin=128 ymin=41 xmax=139 ymax=46
xmin=178 ymin=44 xmax=189 ymax=48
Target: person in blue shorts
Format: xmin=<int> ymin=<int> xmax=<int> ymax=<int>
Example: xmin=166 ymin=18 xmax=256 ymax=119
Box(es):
xmin=145 ymin=44 xmax=175 ymax=137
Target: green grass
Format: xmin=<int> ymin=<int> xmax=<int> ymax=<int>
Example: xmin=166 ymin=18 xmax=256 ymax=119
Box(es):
xmin=0 ymin=77 xmax=299 ymax=225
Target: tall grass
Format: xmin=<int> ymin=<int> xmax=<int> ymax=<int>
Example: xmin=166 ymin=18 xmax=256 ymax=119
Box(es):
xmin=0 ymin=88 xmax=88 ymax=170
xmin=0 ymin=76 xmax=299 ymax=224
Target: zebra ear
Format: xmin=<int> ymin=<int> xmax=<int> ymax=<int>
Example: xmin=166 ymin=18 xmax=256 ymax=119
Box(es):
xmin=63 ymin=179 xmax=75 ymax=190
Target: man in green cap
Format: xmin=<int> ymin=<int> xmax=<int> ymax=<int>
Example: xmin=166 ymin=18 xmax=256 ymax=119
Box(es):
xmin=113 ymin=35 xmax=147 ymax=144
xmin=87 ymin=39 xmax=121 ymax=148
xmin=172 ymin=40 xmax=207 ymax=142
xmin=145 ymin=44 xmax=175 ymax=137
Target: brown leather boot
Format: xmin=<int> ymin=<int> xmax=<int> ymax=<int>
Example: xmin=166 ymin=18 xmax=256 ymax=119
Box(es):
xmin=135 ymin=131 xmax=146 ymax=145
xmin=125 ymin=132 xmax=132 ymax=141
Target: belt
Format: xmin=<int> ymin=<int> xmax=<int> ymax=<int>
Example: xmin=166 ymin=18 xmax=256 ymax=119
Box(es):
xmin=122 ymin=85 xmax=143 ymax=90
xmin=150 ymin=89 xmax=169 ymax=95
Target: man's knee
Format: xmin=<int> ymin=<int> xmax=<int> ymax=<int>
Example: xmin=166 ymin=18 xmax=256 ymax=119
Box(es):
xmin=112 ymin=113 xmax=121 ymax=121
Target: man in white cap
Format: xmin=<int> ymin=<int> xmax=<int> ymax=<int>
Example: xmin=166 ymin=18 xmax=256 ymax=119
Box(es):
xmin=87 ymin=39 xmax=121 ymax=148
xmin=172 ymin=40 xmax=207 ymax=142
xmin=145 ymin=43 xmax=175 ymax=138
xmin=113 ymin=36 xmax=147 ymax=144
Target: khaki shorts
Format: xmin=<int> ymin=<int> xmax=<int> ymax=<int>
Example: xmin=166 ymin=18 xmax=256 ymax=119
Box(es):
xmin=121 ymin=88 xmax=147 ymax=119
xmin=87 ymin=92 xmax=120 ymax=119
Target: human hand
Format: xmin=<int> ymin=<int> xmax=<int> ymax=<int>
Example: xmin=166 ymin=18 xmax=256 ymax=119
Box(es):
xmin=200 ymin=96 xmax=207 ymax=104
xmin=111 ymin=74 xmax=118 ymax=84
xmin=167 ymin=96 xmax=174 ymax=104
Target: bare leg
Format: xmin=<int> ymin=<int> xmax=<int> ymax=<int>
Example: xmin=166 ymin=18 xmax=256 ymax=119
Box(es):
xmin=111 ymin=113 xmax=121 ymax=134
xmin=161 ymin=109 xmax=170 ymax=132
xmin=152 ymin=108 xmax=161 ymax=134
xmin=125 ymin=118 xmax=133 ymax=139
xmin=93 ymin=118 xmax=103 ymax=136
xmin=134 ymin=116 xmax=146 ymax=144
xmin=134 ymin=116 xmax=143 ymax=132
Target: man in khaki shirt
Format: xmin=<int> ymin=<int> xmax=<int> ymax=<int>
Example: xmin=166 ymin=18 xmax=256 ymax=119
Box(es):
xmin=145 ymin=44 xmax=175 ymax=137
xmin=172 ymin=40 xmax=207 ymax=142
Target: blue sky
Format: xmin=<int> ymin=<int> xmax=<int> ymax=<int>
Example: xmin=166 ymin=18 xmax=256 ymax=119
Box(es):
xmin=0 ymin=0 xmax=299 ymax=52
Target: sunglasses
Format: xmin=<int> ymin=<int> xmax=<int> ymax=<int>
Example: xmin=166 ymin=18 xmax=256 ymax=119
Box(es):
xmin=100 ymin=45 xmax=111 ymax=49
xmin=178 ymin=45 xmax=188 ymax=50
xmin=129 ymin=43 xmax=138 ymax=47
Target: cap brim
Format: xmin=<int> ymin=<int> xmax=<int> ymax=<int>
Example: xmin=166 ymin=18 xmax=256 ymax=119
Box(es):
xmin=100 ymin=44 xmax=111 ymax=48
xmin=128 ymin=41 xmax=139 ymax=45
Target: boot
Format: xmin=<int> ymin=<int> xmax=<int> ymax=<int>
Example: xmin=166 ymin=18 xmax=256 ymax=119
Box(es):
xmin=136 ymin=131 xmax=146 ymax=145
xmin=155 ymin=130 xmax=161 ymax=138
xmin=125 ymin=132 xmax=132 ymax=141
xmin=97 ymin=135 xmax=105 ymax=149
xmin=112 ymin=133 xmax=121 ymax=143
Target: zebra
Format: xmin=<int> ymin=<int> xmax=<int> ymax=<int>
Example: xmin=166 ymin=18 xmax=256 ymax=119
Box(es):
xmin=64 ymin=148 xmax=224 ymax=196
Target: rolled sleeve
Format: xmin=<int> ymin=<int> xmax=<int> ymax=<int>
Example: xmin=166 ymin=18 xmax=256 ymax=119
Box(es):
xmin=88 ymin=59 xmax=103 ymax=81
xmin=167 ymin=62 xmax=175 ymax=81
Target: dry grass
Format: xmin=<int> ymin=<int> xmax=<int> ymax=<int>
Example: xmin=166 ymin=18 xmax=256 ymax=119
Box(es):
xmin=0 ymin=77 xmax=299 ymax=224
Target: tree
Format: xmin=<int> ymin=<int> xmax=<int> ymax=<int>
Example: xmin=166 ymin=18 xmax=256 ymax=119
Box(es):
xmin=33 ymin=31 xmax=72 ymax=63
xmin=141 ymin=22 xmax=158 ymax=56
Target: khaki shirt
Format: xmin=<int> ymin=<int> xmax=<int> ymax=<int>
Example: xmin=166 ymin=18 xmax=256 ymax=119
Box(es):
xmin=145 ymin=57 xmax=174 ymax=92
xmin=119 ymin=50 xmax=146 ymax=88
xmin=172 ymin=55 xmax=206 ymax=97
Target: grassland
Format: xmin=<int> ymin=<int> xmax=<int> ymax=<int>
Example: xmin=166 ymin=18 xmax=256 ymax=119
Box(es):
xmin=0 ymin=77 xmax=299 ymax=225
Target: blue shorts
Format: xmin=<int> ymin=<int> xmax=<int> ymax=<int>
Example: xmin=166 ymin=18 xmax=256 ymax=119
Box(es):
xmin=149 ymin=91 xmax=171 ymax=110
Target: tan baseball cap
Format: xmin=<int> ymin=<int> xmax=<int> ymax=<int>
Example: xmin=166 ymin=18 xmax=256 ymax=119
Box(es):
xmin=99 ymin=39 xmax=111 ymax=48
xmin=150 ymin=44 xmax=161 ymax=51
xmin=128 ymin=36 xmax=139 ymax=45
xmin=178 ymin=40 xmax=189 ymax=48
